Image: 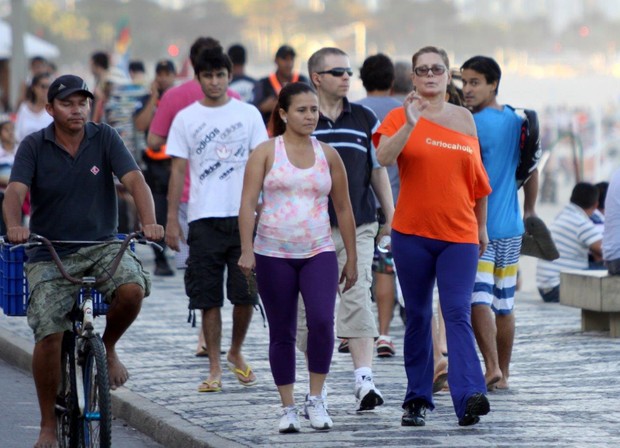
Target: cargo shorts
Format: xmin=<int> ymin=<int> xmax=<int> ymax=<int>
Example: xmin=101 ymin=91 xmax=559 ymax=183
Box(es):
xmin=26 ymin=243 xmax=151 ymax=342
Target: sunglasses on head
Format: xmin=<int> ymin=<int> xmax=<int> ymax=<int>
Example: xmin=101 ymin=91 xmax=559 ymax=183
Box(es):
xmin=316 ymin=67 xmax=353 ymax=77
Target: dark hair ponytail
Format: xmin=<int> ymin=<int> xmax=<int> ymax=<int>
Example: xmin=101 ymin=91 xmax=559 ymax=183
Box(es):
xmin=267 ymin=82 xmax=317 ymax=137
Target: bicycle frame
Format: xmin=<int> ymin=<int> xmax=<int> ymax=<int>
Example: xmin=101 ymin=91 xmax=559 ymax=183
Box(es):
xmin=75 ymin=280 xmax=96 ymax=420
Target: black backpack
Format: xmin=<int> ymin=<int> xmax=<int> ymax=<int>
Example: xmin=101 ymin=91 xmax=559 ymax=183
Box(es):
xmin=507 ymin=106 xmax=542 ymax=189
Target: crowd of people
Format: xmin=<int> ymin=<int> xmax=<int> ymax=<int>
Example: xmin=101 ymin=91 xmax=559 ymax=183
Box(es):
xmin=4 ymin=36 xmax=620 ymax=447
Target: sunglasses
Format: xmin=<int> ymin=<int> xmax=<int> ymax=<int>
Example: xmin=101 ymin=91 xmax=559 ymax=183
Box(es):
xmin=316 ymin=67 xmax=353 ymax=77
xmin=413 ymin=65 xmax=447 ymax=77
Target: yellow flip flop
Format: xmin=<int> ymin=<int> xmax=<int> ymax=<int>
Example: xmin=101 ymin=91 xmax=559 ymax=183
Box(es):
xmin=198 ymin=379 xmax=222 ymax=393
xmin=227 ymin=362 xmax=258 ymax=387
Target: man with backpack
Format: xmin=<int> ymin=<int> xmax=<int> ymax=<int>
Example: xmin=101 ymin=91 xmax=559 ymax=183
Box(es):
xmin=461 ymin=56 xmax=540 ymax=391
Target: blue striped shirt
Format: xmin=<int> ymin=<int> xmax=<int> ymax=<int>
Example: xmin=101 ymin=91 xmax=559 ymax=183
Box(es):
xmin=536 ymin=203 xmax=603 ymax=288
xmin=313 ymin=98 xmax=380 ymax=227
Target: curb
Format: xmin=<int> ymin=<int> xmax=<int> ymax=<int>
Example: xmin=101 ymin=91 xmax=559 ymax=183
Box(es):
xmin=0 ymin=327 xmax=246 ymax=448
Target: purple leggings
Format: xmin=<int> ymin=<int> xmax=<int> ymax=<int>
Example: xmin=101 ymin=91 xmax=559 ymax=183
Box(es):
xmin=255 ymin=251 xmax=338 ymax=386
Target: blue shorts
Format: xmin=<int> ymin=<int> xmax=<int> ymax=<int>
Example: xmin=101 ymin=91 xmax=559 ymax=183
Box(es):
xmin=472 ymin=236 xmax=521 ymax=314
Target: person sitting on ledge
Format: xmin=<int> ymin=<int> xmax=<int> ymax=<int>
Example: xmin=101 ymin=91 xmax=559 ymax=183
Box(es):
xmin=536 ymin=182 xmax=603 ymax=302
xmin=603 ymin=169 xmax=620 ymax=275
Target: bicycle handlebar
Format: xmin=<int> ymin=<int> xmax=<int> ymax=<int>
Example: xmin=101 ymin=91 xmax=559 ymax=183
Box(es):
xmin=10 ymin=232 xmax=160 ymax=287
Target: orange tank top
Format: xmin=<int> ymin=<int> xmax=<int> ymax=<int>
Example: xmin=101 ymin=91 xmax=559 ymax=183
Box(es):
xmin=376 ymin=111 xmax=491 ymax=244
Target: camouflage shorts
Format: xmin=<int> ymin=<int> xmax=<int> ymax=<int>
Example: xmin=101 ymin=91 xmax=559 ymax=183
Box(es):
xmin=25 ymin=243 xmax=151 ymax=342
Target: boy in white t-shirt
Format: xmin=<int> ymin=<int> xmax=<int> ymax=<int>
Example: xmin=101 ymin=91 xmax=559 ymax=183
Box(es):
xmin=165 ymin=45 xmax=268 ymax=393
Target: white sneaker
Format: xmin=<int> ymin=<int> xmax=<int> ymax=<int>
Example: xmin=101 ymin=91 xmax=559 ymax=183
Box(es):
xmin=305 ymin=382 xmax=329 ymax=411
xmin=304 ymin=396 xmax=333 ymax=430
xmin=355 ymin=376 xmax=385 ymax=411
xmin=278 ymin=406 xmax=301 ymax=433
xmin=321 ymin=383 xmax=328 ymax=411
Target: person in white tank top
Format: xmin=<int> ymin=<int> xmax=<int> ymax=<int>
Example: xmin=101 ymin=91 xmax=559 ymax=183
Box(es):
xmin=15 ymin=72 xmax=53 ymax=143
xmin=238 ymin=82 xmax=357 ymax=433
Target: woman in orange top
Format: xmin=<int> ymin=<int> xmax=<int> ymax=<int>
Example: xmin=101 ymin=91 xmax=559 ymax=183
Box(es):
xmin=375 ymin=46 xmax=492 ymax=428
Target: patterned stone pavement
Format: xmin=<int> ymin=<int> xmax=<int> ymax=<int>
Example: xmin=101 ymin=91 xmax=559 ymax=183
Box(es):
xmin=1 ymin=245 xmax=620 ymax=447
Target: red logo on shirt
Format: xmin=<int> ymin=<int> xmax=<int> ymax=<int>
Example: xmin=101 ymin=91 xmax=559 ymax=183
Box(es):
xmin=90 ymin=166 xmax=100 ymax=175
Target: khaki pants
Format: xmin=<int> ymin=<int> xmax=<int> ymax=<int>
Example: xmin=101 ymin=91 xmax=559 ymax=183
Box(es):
xmin=296 ymin=222 xmax=379 ymax=351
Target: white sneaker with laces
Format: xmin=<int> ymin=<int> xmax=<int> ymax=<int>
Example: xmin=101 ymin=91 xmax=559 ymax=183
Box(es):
xmin=306 ymin=382 xmax=329 ymax=411
xmin=279 ymin=406 xmax=301 ymax=433
xmin=355 ymin=376 xmax=385 ymax=411
xmin=304 ymin=396 xmax=333 ymax=430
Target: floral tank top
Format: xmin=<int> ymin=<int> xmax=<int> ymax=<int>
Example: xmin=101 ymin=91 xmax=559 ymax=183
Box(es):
xmin=254 ymin=136 xmax=335 ymax=258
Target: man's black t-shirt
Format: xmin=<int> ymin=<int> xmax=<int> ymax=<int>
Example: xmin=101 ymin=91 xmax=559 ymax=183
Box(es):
xmin=10 ymin=122 xmax=139 ymax=261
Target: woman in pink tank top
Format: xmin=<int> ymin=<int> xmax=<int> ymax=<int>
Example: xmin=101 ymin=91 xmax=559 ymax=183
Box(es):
xmin=238 ymin=83 xmax=357 ymax=433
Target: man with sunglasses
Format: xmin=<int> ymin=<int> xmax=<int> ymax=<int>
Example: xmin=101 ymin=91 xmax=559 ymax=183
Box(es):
xmin=296 ymin=47 xmax=394 ymax=412
xmin=461 ymin=56 xmax=539 ymax=391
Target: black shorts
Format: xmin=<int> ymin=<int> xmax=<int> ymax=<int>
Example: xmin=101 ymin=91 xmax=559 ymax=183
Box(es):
xmin=185 ymin=217 xmax=258 ymax=310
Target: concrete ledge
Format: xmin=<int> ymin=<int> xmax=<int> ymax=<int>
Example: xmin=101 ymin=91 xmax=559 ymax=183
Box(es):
xmin=560 ymin=270 xmax=620 ymax=337
xmin=0 ymin=327 xmax=33 ymax=373
xmin=0 ymin=327 xmax=246 ymax=448
xmin=560 ymin=269 xmax=620 ymax=311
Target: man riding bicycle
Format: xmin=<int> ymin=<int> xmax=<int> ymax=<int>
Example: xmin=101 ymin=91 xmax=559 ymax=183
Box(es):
xmin=2 ymin=74 xmax=164 ymax=448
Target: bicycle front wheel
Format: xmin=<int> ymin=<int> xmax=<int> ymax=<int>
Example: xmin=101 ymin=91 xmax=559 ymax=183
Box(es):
xmin=80 ymin=335 xmax=112 ymax=447
xmin=56 ymin=331 xmax=79 ymax=448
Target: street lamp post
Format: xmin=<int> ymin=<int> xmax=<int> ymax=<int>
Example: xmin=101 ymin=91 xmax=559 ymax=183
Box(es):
xmin=9 ymin=0 xmax=27 ymax=111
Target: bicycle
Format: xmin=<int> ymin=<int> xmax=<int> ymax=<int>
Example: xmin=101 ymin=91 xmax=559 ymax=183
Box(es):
xmin=8 ymin=232 xmax=158 ymax=448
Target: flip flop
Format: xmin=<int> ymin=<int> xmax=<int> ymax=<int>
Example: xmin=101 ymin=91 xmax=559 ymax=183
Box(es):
xmin=227 ymin=361 xmax=258 ymax=387
xmin=198 ymin=379 xmax=222 ymax=393
xmin=432 ymin=371 xmax=448 ymax=394
xmin=195 ymin=346 xmax=209 ymax=357
xmin=521 ymin=216 xmax=559 ymax=261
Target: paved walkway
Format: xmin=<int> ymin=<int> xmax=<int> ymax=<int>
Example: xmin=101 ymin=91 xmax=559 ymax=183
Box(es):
xmin=1 ymin=245 xmax=620 ymax=447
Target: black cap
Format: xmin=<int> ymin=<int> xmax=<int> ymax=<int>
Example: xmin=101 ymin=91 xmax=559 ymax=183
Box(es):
xmin=155 ymin=59 xmax=176 ymax=74
xmin=275 ymin=45 xmax=296 ymax=59
xmin=47 ymin=75 xmax=94 ymax=103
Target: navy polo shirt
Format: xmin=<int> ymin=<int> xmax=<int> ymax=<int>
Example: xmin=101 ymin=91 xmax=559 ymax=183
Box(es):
xmin=10 ymin=122 xmax=139 ymax=261
xmin=313 ymin=98 xmax=380 ymax=227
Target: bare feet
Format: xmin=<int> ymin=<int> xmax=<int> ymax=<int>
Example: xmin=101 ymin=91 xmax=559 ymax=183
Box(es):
xmin=494 ymin=377 xmax=509 ymax=390
xmin=485 ymin=370 xmax=503 ymax=391
xmin=107 ymin=350 xmax=129 ymax=390
xmin=433 ymin=356 xmax=449 ymax=394
xmin=434 ymin=356 xmax=448 ymax=376
xmin=34 ymin=427 xmax=58 ymax=448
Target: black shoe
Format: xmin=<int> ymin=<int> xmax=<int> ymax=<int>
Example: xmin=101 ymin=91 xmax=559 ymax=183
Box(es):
xmin=401 ymin=400 xmax=427 ymax=426
xmin=458 ymin=393 xmax=490 ymax=427
xmin=154 ymin=258 xmax=174 ymax=276
xmin=337 ymin=338 xmax=350 ymax=353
